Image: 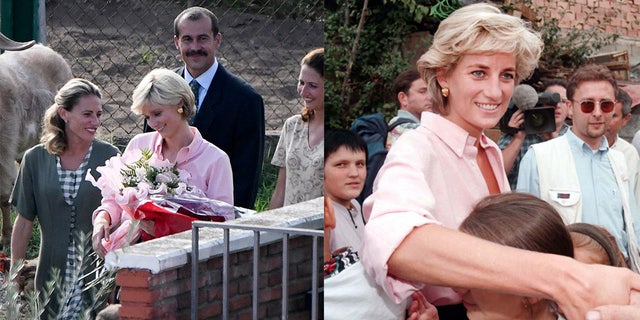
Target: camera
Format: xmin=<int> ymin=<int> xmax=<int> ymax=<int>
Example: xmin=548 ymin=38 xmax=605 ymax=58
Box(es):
xmin=499 ymin=89 xmax=561 ymax=135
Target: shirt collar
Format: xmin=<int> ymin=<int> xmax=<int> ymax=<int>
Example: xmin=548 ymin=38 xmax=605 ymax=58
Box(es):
xmin=397 ymin=109 xmax=421 ymax=123
xmin=559 ymin=123 xmax=570 ymax=135
xmin=331 ymin=199 xmax=359 ymax=218
xmin=610 ymin=134 xmax=621 ymax=148
xmin=422 ymin=112 xmax=488 ymax=157
xmin=566 ymin=128 xmax=609 ymax=153
xmin=184 ymin=58 xmax=218 ymax=92
xmin=150 ymin=127 xmax=205 ymax=162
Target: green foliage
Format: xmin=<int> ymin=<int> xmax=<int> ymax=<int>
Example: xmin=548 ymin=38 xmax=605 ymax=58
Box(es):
xmin=2 ymin=233 xmax=115 ymax=319
xmin=384 ymin=0 xmax=431 ymax=22
xmin=325 ymin=0 xmax=440 ymax=129
xmin=254 ymin=161 xmax=278 ymax=212
xmin=7 ymin=208 xmax=40 ymax=259
xmin=140 ymin=49 xmax=154 ymax=65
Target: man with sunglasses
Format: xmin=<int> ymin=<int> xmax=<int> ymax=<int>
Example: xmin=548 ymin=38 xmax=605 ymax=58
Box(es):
xmin=517 ymin=64 xmax=640 ymax=269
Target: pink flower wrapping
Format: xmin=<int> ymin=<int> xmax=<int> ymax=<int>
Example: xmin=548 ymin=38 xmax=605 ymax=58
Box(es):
xmin=86 ymin=148 xmax=218 ymax=252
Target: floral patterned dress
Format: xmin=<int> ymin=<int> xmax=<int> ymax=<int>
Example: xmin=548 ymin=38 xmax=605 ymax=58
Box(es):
xmin=271 ymin=115 xmax=324 ymax=206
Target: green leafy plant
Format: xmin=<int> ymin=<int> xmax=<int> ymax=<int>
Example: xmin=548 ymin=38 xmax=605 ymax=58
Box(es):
xmin=254 ymin=162 xmax=278 ymax=212
xmin=325 ymin=0 xmax=441 ymax=129
xmin=2 ymin=233 xmax=115 ymax=319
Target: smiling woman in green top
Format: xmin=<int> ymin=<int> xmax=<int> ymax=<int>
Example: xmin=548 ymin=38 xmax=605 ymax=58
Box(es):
xmin=10 ymin=78 xmax=119 ymax=320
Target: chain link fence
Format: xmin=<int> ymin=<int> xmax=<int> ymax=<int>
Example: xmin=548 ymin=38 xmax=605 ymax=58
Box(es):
xmin=44 ymin=0 xmax=323 ymax=148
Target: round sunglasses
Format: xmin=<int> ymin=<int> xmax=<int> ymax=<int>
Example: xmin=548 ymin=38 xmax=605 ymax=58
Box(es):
xmin=573 ymin=99 xmax=616 ymax=113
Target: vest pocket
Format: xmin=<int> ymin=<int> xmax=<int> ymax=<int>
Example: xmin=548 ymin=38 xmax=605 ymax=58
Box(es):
xmin=548 ymin=189 xmax=581 ymax=207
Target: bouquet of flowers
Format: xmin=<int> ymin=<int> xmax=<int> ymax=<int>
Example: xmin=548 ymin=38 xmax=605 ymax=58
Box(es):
xmin=87 ymin=148 xmax=233 ymax=251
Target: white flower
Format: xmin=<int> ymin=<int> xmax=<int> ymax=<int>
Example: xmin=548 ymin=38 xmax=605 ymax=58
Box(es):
xmin=90 ymin=148 xmax=205 ymax=211
xmin=155 ymin=172 xmax=176 ymax=184
xmin=135 ymin=168 xmax=147 ymax=181
xmin=149 ymin=183 xmax=168 ymax=195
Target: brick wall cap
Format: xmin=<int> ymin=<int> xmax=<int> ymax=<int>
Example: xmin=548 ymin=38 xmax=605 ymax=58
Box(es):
xmin=104 ymin=197 xmax=323 ymax=273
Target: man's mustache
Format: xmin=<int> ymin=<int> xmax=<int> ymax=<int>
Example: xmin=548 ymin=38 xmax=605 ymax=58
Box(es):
xmin=186 ymin=50 xmax=208 ymax=57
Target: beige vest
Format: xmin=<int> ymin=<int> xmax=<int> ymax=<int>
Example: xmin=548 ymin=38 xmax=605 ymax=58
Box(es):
xmin=532 ymin=136 xmax=640 ymax=271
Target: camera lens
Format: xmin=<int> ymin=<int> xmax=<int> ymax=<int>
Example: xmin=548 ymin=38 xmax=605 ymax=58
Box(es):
xmin=529 ymin=112 xmax=545 ymax=128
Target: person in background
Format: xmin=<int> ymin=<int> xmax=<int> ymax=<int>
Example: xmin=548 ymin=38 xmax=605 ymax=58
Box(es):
xmin=269 ymin=48 xmax=324 ymax=208
xmin=386 ymin=69 xmax=433 ymax=149
xmin=498 ymin=79 xmax=570 ymax=189
xmin=517 ymin=64 xmax=640 ymax=269
xmin=10 ymin=78 xmax=119 ymax=319
xmin=325 ymin=128 xmax=367 ymax=253
xmin=457 ymin=192 xmax=573 ymax=320
xmin=568 ymin=222 xmax=628 ymax=268
xmin=362 ymin=4 xmax=640 ymax=320
xmin=605 ymin=88 xmax=640 ymax=210
xmin=92 ymin=68 xmax=233 ymax=257
xmin=154 ymin=6 xmax=264 ymax=209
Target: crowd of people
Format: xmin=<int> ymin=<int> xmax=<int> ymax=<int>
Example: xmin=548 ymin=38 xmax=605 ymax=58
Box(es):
xmin=325 ymin=2 xmax=640 ymax=320
xmin=7 ymin=1 xmax=640 ymax=319
xmin=6 ymin=6 xmax=325 ymax=319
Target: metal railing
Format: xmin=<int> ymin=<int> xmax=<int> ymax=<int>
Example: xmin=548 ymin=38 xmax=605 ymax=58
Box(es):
xmin=191 ymin=221 xmax=322 ymax=320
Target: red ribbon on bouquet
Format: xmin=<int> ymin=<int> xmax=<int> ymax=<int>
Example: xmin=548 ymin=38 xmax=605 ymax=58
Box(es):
xmin=134 ymin=200 xmax=225 ymax=241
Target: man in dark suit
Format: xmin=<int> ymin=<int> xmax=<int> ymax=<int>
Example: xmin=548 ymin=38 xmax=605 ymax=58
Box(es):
xmin=148 ymin=6 xmax=265 ymax=209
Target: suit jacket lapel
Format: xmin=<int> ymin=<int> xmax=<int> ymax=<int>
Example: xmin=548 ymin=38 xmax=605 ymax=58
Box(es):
xmin=188 ymin=65 xmax=226 ymax=132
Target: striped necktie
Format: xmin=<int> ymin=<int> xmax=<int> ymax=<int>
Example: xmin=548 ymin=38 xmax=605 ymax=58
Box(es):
xmin=189 ymin=79 xmax=201 ymax=125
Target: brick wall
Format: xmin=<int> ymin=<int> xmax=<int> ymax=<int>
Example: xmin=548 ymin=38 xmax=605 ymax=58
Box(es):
xmin=102 ymin=198 xmax=323 ymax=320
xmin=514 ymin=0 xmax=640 ymax=38
xmin=115 ymin=236 xmax=321 ymax=320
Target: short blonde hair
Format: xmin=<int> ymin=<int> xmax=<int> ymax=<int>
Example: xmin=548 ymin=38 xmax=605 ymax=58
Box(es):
xmin=417 ymin=3 xmax=543 ymax=114
xmin=131 ymin=68 xmax=196 ymax=119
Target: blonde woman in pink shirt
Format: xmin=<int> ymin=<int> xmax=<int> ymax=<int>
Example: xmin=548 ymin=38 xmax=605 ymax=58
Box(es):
xmin=92 ymin=68 xmax=233 ymax=257
xmin=362 ymin=3 xmax=640 ymax=320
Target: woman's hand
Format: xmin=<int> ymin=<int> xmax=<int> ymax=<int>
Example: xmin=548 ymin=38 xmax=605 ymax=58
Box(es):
xmin=92 ymin=211 xmax=111 ymax=258
xmin=584 ymin=290 xmax=640 ymax=320
xmin=556 ymin=264 xmax=640 ymax=320
xmin=407 ymin=291 xmax=438 ymax=320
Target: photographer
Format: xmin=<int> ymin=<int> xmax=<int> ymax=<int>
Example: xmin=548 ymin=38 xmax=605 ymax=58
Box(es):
xmin=498 ymin=79 xmax=570 ymax=189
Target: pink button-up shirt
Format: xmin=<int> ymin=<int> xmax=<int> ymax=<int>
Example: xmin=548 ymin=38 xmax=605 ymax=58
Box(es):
xmin=362 ymin=112 xmax=509 ymax=306
xmin=95 ymin=128 xmax=233 ymax=227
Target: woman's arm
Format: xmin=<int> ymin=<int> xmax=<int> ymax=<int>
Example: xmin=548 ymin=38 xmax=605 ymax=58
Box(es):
xmin=269 ymin=167 xmax=286 ymax=209
xmin=92 ymin=210 xmax=111 ymax=258
xmin=388 ymin=224 xmax=640 ymax=320
xmin=10 ymin=215 xmax=33 ymax=272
